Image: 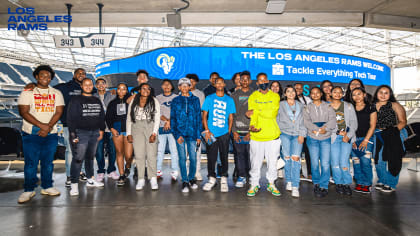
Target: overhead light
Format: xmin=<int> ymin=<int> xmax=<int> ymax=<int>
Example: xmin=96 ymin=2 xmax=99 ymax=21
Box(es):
xmin=266 ymin=0 xmax=287 ymax=14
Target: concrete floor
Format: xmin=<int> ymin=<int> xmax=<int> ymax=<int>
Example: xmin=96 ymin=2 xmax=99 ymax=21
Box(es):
xmin=0 ymin=161 xmax=420 ymax=236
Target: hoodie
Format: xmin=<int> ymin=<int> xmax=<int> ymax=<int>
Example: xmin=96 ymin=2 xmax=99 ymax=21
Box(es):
xmin=170 ymin=92 xmax=202 ymax=141
xmin=303 ymin=101 xmax=337 ymax=140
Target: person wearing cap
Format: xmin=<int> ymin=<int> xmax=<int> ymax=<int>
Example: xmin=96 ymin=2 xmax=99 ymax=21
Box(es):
xmin=17 ymin=65 xmax=65 ymax=203
xmin=170 ymin=78 xmax=202 ymax=193
xmin=93 ymin=78 xmax=117 ymax=182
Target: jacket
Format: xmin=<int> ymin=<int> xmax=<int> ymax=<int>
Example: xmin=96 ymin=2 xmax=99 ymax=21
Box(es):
xmin=375 ymin=127 xmax=405 ymax=176
xmin=303 ymin=101 xmax=337 ymax=140
xmin=277 ymin=100 xmax=306 ymax=137
xmin=170 ymin=92 xmax=202 ymax=141
xmin=330 ymin=101 xmax=358 ymax=144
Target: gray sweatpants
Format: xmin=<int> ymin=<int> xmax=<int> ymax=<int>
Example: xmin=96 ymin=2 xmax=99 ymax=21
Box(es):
xmin=132 ymin=120 xmax=158 ymax=179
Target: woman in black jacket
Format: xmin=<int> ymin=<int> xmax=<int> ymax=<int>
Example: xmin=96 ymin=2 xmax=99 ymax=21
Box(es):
xmin=106 ymin=83 xmax=133 ymax=186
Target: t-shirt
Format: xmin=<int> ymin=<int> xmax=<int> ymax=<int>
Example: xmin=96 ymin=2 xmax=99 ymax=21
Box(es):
xmin=231 ymin=89 xmax=253 ymax=134
xmin=18 ymin=86 xmax=65 ymax=134
xmin=202 ymin=93 xmax=236 ymax=137
xmin=356 ymin=104 xmax=376 ymax=137
xmin=156 ymin=93 xmax=177 ymax=128
xmin=334 ymin=102 xmax=346 ymax=131
xmin=191 ymin=89 xmax=205 ymax=107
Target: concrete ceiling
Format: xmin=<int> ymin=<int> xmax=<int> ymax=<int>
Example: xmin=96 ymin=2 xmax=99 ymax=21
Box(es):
xmin=0 ymin=0 xmax=420 ymax=30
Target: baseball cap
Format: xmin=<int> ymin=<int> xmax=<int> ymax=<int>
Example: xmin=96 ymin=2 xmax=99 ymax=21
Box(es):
xmin=178 ymin=77 xmax=191 ymax=86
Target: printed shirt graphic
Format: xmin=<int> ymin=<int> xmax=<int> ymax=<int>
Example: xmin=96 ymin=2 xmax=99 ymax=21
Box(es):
xmin=334 ymin=102 xmax=346 ymax=131
xmin=18 ymin=87 xmax=65 ymax=134
xmin=202 ymin=93 xmax=236 ymax=137
xmin=156 ymin=93 xmax=177 ymax=127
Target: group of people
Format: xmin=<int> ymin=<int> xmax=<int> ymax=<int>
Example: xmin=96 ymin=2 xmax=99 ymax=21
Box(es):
xmin=17 ymin=65 xmax=408 ymax=203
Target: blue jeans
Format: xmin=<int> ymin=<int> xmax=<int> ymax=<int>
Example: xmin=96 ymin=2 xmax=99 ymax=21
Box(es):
xmin=22 ymin=133 xmax=58 ymax=192
xmin=95 ymin=132 xmax=116 ymax=174
xmin=157 ymin=133 xmax=179 ymax=172
xmin=176 ymin=139 xmax=197 ymax=182
xmin=375 ymin=128 xmax=407 ymax=189
xmin=330 ymin=135 xmax=353 ymax=185
xmin=307 ymin=137 xmax=331 ymax=189
xmin=280 ymin=133 xmax=303 ymax=188
xmin=70 ymin=129 xmax=100 ymax=183
xmin=351 ymin=137 xmax=374 ymax=186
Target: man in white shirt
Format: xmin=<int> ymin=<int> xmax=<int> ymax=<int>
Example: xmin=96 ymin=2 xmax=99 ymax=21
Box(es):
xmin=17 ymin=65 xmax=65 ymax=203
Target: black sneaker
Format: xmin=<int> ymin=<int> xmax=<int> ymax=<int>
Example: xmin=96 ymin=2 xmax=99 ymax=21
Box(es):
xmin=65 ymin=176 xmax=71 ymax=188
xmin=189 ymin=179 xmax=198 ymax=190
xmin=124 ymin=167 xmax=131 ymax=177
xmin=182 ymin=182 xmax=189 ymax=193
xmin=375 ymin=183 xmax=384 ymax=190
xmin=117 ymin=176 xmax=126 ymax=186
xmin=133 ymin=166 xmax=138 ymax=179
xmin=313 ymin=184 xmax=320 ymax=193
xmin=336 ymin=184 xmax=344 ymax=194
xmin=381 ymin=185 xmax=395 ymax=193
xmin=343 ymin=185 xmax=352 ymax=196
xmin=317 ymin=188 xmax=328 ymax=198
xmin=79 ymin=173 xmax=87 ymax=182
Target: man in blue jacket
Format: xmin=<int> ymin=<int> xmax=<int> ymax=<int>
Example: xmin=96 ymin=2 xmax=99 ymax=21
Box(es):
xmin=170 ymin=78 xmax=202 ymax=193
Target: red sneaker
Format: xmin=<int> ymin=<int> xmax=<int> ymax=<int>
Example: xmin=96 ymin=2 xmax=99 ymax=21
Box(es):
xmin=354 ymin=184 xmax=363 ymax=193
xmin=361 ymin=185 xmax=371 ymax=194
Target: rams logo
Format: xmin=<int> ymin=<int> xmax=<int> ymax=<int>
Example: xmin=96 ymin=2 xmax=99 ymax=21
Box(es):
xmin=157 ymin=53 xmax=175 ymax=75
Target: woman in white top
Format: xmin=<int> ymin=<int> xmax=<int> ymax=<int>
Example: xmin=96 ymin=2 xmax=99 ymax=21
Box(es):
xmin=127 ymin=83 xmax=160 ymax=191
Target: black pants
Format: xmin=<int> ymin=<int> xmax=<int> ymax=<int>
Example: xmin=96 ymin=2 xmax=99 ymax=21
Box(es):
xmin=70 ymin=129 xmax=99 ymax=183
xmin=233 ymin=141 xmax=250 ymax=178
xmin=302 ymin=138 xmax=311 ymax=176
xmin=207 ymin=133 xmax=230 ymax=178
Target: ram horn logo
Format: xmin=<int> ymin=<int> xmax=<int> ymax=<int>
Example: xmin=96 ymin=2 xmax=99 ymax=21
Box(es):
xmin=157 ymin=53 xmax=175 ymax=74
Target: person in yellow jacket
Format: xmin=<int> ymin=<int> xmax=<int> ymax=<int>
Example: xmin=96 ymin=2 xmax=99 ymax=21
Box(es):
xmin=246 ymin=72 xmax=282 ymax=197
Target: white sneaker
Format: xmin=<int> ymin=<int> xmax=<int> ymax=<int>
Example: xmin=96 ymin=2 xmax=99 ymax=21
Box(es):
xmin=18 ymin=191 xmax=35 ymax=203
xmin=157 ymin=170 xmax=163 ymax=178
xmin=292 ymin=187 xmax=300 ymax=198
xmin=136 ymin=179 xmax=145 ymax=190
xmin=171 ymin=171 xmax=178 ymax=181
xmin=70 ymin=183 xmax=79 ymax=196
xmin=277 ymin=158 xmax=286 ymax=169
xmin=203 ymin=177 xmax=217 ymax=191
xmin=86 ymin=178 xmax=105 ymax=187
xmin=41 ymin=187 xmax=61 ymax=196
xmin=221 ymin=177 xmax=229 ymax=193
xmin=96 ymin=173 xmax=105 ymax=182
xmin=286 ymin=182 xmax=292 ymax=191
xmin=150 ymin=177 xmax=159 ymax=190
xmin=195 ymin=171 xmax=203 ymax=181
xmin=107 ymin=171 xmax=120 ymax=180
xmin=235 ymin=177 xmax=246 ymax=188
xmin=277 ymin=169 xmax=284 ymax=178
xmin=182 ymin=182 xmax=190 ymax=193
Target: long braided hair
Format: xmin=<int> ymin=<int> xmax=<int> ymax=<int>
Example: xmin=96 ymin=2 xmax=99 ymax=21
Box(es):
xmin=130 ymin=83 xmax=156 ymax=123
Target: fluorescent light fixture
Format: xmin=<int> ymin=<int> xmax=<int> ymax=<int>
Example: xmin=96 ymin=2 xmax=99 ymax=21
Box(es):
xmin=266 ymin=0 xmax=287 ymax=14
